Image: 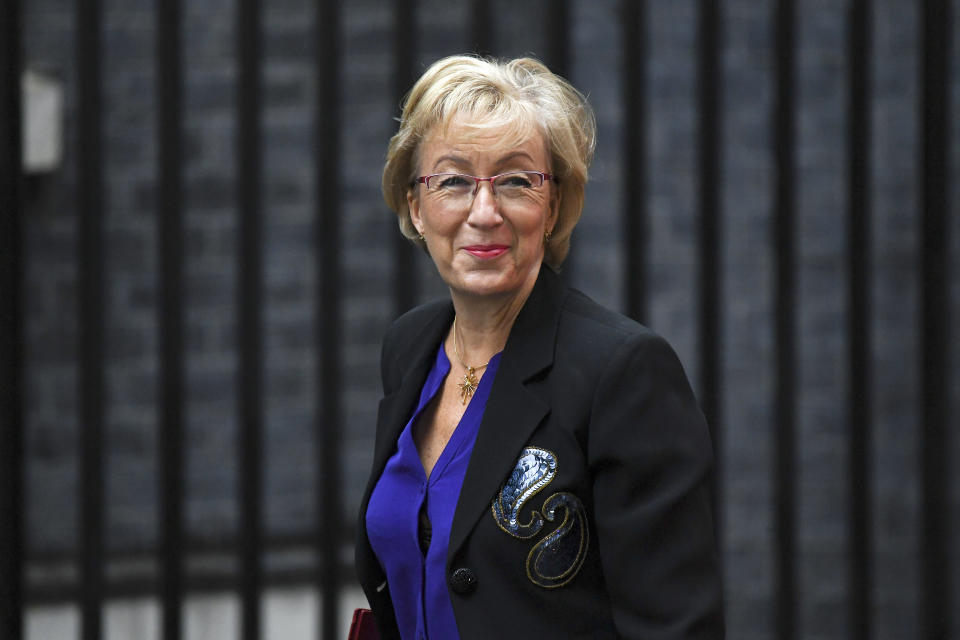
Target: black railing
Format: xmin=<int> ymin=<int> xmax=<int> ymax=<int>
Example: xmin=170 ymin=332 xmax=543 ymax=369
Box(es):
xmin=237 ymin=1 xmax=265 ymax=639
xmin=316 ymin=1 xmax=344 ymax=639
xmin=0 ymin=0 xmax=25 ymax=637
xmin=621 ymin=0 xmax=648 ymax=324
xmin=696 ymin=0 xmax=723 ymax=546
xmin=156 ymin=0 xmax=186 ymax=638
xmin=77 ymin=0 xmax=106 ymax=638
xmin=772 ymin=1 xmax=798 ymax=638
xmin=919 ymin=1 xmax=952 ymax=637
xmin=3 ymin=2 xmax=955 ymax=639
xmin=847 ymin=1 xmax=873 ymax=638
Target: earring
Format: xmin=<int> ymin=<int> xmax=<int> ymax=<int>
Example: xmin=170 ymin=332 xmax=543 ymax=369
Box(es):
xmin=544 ymin=229 xmax=553 ymax=243
xmin=418 ymin=230 xmax=425 ymax=242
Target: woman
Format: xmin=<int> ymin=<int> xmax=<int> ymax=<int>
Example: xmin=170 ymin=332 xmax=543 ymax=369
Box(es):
xmin=356 ymin=55 xmax=723 ymax=639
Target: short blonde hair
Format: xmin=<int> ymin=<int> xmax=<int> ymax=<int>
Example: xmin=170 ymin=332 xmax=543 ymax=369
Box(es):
xmin=382 ymin=55 xmax=596 ymax=269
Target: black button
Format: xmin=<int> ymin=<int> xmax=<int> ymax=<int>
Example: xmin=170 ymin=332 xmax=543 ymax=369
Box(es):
xmin=449 ymin=567 xmax=477 ymax=595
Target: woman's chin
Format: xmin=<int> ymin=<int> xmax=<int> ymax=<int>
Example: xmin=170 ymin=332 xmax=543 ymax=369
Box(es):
xmin=446 ymin=265 xmax=539 ymax=301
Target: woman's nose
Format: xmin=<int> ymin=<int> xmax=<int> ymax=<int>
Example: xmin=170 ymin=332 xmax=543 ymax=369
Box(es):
xmin=466 ymin=181 xmax=502 ymax=226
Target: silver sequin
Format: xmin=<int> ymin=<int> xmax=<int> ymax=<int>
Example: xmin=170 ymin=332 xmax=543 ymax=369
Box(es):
xmin=491 ymin=447 xmax=589 ymax=588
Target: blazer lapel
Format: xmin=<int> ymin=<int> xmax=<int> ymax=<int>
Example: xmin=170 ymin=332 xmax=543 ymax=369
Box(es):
xmin=447 ymin=266 xmax=567 ymax=561
xmin=369 ymin=302 xmax=454 ymax=488
xmin=357 ymin=301 xmax=454 ymax=589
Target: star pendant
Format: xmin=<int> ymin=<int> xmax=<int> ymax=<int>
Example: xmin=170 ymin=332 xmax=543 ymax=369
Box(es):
xmin=457 ymin=366 xmax=479 ymax=404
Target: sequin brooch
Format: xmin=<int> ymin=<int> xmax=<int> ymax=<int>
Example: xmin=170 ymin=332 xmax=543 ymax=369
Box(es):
xmin=491 ymin=447 xmax=589 ymax=588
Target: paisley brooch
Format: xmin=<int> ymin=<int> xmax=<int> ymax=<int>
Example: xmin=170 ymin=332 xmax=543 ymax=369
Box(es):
xmin=491 ymin=447 xmax=589 ymax=588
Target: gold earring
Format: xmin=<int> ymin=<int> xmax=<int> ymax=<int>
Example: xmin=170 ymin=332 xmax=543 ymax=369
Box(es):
xmin=544 ymin=229 xmax=553 ymax=243
xmin=418 ymin=230 xmax=425 ymax=241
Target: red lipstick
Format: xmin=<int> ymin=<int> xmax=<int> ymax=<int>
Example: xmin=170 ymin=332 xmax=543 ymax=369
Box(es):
xmin=464 ymin=244 xmax=508 ymax=259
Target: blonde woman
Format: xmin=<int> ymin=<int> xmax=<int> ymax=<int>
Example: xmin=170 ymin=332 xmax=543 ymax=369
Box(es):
xmin=356 ymin=55 xmax=723 ymax=639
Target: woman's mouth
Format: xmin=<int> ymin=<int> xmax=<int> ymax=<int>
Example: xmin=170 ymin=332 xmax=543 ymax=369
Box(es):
xmin=464 ymin=244 xmax=509 ymax=259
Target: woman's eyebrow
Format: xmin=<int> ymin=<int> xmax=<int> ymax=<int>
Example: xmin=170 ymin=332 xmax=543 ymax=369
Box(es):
xmin=431 ymin=154 xmax=469 ymax=171
xmin=430 ymin=151 xmax=537 ymax=172
xmin=494 ymin=151 xmax=536 ymax=166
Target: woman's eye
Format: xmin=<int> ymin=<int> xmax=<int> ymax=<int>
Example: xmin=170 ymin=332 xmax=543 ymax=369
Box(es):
xmin=437 ymin=175 xmax=471 ymax=189
xmin=499 ymin=174 xmax=534 ymax=188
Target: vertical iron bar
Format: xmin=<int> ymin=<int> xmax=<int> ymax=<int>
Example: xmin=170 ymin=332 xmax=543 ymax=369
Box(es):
xmin=622 ymin=0 xmax=647 ymax=323
xmin=393 ymin=0 xmax=418 ymax=316
xmin=316 ymin=1 xmax=342 ymax=638
xmin=546 ymin=0 xmax=572 ymax=281
xmin=772 ymin=0 xmax=797 ymax=637
xmin=470 ymin=0 xmax=493 ymax=57
xmin=157 ymin=0 xmax=185 ymax=637
xmin=697 ymin=0 xmax=723 ymax=550
xmin=545 ymin=0 xmax=570 ymax=78
xmin=76 ymin=6 xmax=108 ymax=640
xmin=847 ymin=1 xmax=873 ymax=638
xmin=918 ymin=0 xmax=951 ymax=637
xmin=237 ymin=0 xmax=264 ymax=637
xmin=0 ymin=0 xmax=24 ymax=637
xmin=77 ymin=0 xmax=106 ymax=638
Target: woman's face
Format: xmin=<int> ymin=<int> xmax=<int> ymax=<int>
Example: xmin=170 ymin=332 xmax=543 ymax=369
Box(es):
xmin=408 ymin=118 xmax=556 ymax=304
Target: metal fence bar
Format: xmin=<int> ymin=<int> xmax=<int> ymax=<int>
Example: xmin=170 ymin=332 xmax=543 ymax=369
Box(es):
xmin=77 ymin=0 xmax=106 ymax=638
xmin=237 ymin=0 xmax=264 ymax=636
xmin=696 ymin=0 xmax=723 ymax=549
xmin=393 ymin=0 xmax=418 ymax=316
xmin=316 ymin=1 xmax=343 ymax=638
xmin=76 ymin=7 xmax=108 ymax=640
xmin=846 ymin=1 xmax=873 ymax=638
xmin=545 ymin=0 xmax=572 ymax=282
xmin=621 ymin=0 xmax=647 ymax=323
xmin=919 ymin=0 xmax=952 ymax=637
xmin=157 ymin=0 xmax=185 ymax=637
xmin=544 ymin=0 xmax=569 ymax=84
xmin=772 ymin=0 xmax=797 ymax=637
xmin=470 ymin=0 xmax=493 ymax=57
xmin=0 ymin=0 xmax=24 ymax=637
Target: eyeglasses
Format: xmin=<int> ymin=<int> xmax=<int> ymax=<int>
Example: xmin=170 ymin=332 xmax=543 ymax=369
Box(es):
xmin=415 ymin=171 xmax=556 ymax=206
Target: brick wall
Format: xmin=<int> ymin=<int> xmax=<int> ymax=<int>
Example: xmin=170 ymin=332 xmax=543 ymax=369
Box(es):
xmin=20 ymin=1 xmax=959 ymax=637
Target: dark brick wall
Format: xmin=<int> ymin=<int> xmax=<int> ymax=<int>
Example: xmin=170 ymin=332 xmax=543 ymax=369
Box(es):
xmin=872 ymin=1 xmax=921 ymax=637
xmin=19 ymin=1 xmax=959 ymax=637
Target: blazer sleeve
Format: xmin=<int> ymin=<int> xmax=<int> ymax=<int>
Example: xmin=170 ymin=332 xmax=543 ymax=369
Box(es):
xmin=588 ymin=332 xmax=724 ymax=638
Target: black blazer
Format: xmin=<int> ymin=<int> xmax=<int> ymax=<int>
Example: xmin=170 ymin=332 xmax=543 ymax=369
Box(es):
xmin=355 ymin=266 xmax=724 ymax=639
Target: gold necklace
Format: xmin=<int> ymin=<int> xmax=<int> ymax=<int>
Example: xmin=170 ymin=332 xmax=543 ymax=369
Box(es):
xmin=452 ymin=316 xmax=492 ymax=405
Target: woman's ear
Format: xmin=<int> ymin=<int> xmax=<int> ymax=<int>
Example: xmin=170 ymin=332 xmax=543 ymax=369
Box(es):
xmin=407 ymin=188 xmax=422 ymax=234
xmin=548 ymin=190 xmax=561 ymax=232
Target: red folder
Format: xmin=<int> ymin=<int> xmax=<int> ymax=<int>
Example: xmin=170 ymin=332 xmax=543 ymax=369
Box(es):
xmin=347 ymin=608 xmax=381 ymax=640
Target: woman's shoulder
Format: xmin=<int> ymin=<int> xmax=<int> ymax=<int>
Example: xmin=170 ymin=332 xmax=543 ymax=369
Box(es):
xmin=555 ymin=288 xmax=687 ymax=380
xmin=380 ymin=298 xmax=452 ymax=363
xmin=385 ymin=298 xmax=451 ymax=340
xmin=560 ymin=288 xmax=659 ymax=348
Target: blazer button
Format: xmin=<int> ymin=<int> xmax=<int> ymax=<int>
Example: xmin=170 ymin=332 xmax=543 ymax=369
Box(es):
xmin=449 ymin=567 xmax=477 ymax=595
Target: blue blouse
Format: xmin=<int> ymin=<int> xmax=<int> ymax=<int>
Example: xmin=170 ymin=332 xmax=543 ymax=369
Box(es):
xmin=366 ymin=343 xmax=501 ymax=640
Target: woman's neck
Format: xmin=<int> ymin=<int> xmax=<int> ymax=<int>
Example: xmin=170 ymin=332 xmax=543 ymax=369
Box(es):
xmin=447 ymin=279 xmax=536 ymax=368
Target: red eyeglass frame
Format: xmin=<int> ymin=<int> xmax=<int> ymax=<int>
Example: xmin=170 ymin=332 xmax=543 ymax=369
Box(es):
xmin=415 ymin=171 xmax=558 ymax=194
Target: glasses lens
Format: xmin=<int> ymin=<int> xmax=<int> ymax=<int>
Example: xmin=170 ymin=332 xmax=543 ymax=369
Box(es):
xmin=493 ymin=172 xmax=543 ymax=198
xmin=423 ymin=172 xmax=546 ymax=209
xmin=426 ymin=173 xmax=473 ymax=195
